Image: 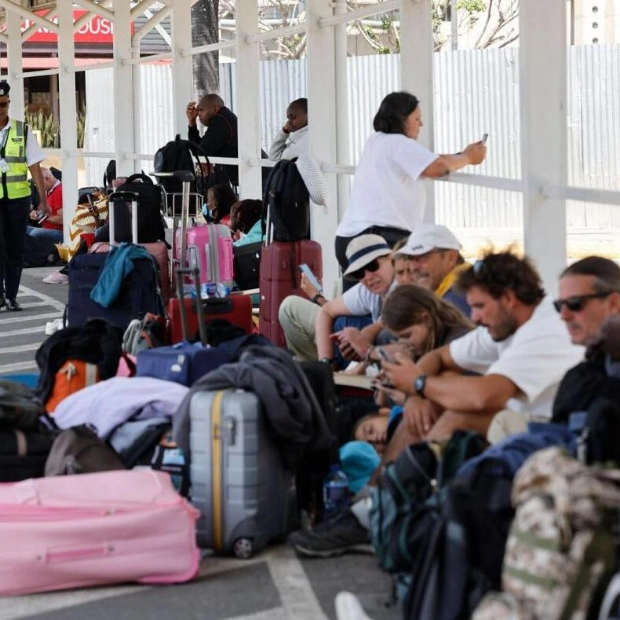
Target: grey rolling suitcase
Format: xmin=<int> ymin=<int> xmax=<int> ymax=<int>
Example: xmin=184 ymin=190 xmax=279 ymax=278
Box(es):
xmin=189 ymin=389 xmax=290 ymax=558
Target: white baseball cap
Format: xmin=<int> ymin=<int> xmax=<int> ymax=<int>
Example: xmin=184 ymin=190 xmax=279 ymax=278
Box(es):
xmin=399 ymin=224 xmax=462 ymax=257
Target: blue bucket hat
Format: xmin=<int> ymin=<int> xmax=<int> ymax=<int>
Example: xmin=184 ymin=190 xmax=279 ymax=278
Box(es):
xmin=339 ymin=441 xmax=381 ymax=494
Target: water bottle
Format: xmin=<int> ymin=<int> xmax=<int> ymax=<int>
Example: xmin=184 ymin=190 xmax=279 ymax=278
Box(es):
xmin=322 ymin=465 xmax=350 ymax=515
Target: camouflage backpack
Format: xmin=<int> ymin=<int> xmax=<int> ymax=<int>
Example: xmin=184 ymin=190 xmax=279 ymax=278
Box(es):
xmin=499 ymin=447 xmax=620 ymax=620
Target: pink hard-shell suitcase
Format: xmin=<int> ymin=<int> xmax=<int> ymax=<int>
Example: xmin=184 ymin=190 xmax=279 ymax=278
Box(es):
xmin=174 ymin=223 xmax=234 ymax=289
xmin=0 ymin=470 xmax=200 ymax=596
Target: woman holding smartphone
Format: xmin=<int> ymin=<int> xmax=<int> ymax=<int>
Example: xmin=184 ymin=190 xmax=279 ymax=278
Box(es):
xmin=335 ymin=91 xmax=486 ymax=289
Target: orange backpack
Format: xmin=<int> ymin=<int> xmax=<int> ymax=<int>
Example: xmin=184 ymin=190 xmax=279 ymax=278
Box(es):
xmin=45 ymin=360 xmax=99 ymax=414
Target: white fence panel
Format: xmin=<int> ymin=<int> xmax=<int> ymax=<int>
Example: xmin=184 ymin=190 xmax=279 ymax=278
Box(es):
xmin=84 ymin=45 xmax=620 ymax=232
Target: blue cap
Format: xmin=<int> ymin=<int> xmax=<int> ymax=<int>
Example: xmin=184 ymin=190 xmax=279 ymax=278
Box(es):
xmin=339 ymin=441 xmax=381 ymax=494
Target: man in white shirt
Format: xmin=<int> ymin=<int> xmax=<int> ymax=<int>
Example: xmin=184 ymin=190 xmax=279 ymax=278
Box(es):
xmin=382 ymin=251 xmax=584 ymax=455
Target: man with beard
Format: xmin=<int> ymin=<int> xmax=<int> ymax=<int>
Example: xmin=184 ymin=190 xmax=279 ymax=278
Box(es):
xmin=381 ymin=250 xmax=584 ymax=449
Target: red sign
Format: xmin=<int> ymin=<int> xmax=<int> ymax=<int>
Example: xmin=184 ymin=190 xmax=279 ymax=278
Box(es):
xmin=17 ymin=9 xmax=132 ymax=44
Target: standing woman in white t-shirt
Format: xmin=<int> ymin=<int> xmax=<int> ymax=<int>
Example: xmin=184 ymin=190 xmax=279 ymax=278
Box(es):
xmin=335 ymin=91 xmax=486 ymax=287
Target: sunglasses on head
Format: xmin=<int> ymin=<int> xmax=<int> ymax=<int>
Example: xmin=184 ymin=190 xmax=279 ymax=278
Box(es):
xmin=553 ymin=291 xmax=613 ymax=313
xmin=350 ymin=258 xmax=381 ymax=281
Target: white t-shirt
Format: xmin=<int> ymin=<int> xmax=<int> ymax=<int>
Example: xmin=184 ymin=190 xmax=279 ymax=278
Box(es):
xmin=342 ymin=280 xmax=398 ymax=322
xmin=336 ymin=132 xmax=438 ymax=237
xmin=0 ymin=118 xmax=45 ymax=166
xmin=449 ymin=297 xmax=585 ymax=418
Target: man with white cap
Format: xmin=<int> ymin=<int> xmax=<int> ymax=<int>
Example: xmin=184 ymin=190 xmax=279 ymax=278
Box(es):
xmin=278 ymin=234 xmax=396 ymax=363
xmin=399 ymin=223 xmax=470 ymax=316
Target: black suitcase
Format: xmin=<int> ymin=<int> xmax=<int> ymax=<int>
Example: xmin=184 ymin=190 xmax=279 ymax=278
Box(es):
xmin=0 ymin=429 xmax=55 ymax=482
xmin=233 ymin=241 xmax=261 ymax=290
xmin=67 ymin=191 xmax=163 ymax=329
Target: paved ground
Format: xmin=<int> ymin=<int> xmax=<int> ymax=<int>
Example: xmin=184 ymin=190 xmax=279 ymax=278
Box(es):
xmin=0 ymin=266 xmax=399 ymax=620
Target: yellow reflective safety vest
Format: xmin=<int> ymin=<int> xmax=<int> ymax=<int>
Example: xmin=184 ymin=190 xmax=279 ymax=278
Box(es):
xmin=0 ymin=119 xmax=30 ymax=200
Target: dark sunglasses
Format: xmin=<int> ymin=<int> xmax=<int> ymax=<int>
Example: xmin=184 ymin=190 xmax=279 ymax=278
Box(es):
xmin=0 ymin=101 xmax=9 ymax=109
xmin=350 ymin=259 xmax=381 ymax=281
xmin=553 ymin=291 xmax=613 ymax=313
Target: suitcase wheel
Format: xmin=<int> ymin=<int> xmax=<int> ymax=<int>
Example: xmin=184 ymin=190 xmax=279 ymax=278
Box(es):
xmin=233 ymin=537 xmax=254 ymax=560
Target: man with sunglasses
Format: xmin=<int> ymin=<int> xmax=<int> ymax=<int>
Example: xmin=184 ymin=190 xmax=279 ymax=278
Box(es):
xmin=398 ymin=223 xmax=470 ymax=316
xmin=551 ymin=256 xmax=620 ymax=423
xmin=0 ymin=81 xmax=49 ymax=311
xmin=278 ymin=234 xmax=396 ymax=363
xmin=381 ymin=250 xmax=584 ymax=448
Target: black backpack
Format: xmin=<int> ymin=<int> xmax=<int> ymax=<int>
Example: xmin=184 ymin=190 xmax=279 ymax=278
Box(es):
xmin=262 ymin=158 xmax=310 ymax=242
xmin=103 ymin=159 xmax=116 ymax=189
xmin=113 ymin=173 xmax=167 ymax=243
xmin=404 ymin=458 xmax=515 ymax=620
xmin=153 ymin=135 xmax=214 ymax=199
xmin=35 ymin=319 xmax=123 ymax=407
xmin=369 ymin=430 xmax=488 ymax=575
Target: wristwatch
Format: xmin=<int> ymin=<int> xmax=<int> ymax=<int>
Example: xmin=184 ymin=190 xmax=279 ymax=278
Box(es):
xmin=414 ymin=374 xmax=428 ymax=397
xmin=311 ymin=294 xmax=325 ymax=305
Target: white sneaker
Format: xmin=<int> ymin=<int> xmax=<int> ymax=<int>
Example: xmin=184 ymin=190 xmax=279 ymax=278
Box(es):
xmin=44 ymin=318 xmax=64 ymax=335
xmin=43 ymin=271 xmax=69 ymax=284
xmin=335 ymin=592 xmax=374 ymax=620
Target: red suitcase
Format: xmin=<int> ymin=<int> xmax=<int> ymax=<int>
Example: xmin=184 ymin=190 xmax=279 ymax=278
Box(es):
xmin=258 ymin=240 xmax=323 ymax=347
xmin=169 ymin=293 xmax=253 ymax=344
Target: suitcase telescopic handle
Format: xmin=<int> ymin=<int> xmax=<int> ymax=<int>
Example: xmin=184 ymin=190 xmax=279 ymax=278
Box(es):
xmin=107 ymin=191 xmax=140 ymax=245
xmin=177 ymin=170 xmax=196 ymax=268
xmin=176 ymin=264 xmax=207 ymax=345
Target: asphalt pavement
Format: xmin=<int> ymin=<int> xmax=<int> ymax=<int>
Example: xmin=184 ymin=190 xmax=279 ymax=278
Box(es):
xmin=0 ymin=266 xmax=399 ymax=620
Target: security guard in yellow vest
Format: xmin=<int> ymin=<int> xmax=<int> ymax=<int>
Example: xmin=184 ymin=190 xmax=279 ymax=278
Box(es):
xmin=0 ymin=80 xmax=49 ymax=311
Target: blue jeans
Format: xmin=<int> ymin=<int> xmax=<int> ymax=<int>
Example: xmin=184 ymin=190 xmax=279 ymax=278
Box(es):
xmin=26 ymin=226 xmax=63 ymax=242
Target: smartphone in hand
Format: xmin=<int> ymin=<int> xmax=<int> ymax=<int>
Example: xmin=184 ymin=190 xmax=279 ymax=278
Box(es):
xmin=299 ymin=263 xmax=322 ymax=293
xmin=377 ymin=347 xmax=395 ymax=363
xmin=482 ymin=133 xmax=488 ymax=143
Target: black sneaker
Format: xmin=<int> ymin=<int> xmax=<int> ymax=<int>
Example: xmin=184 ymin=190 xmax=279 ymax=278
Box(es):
xmin=5 ymin=299 xmax=22 ymax=311
xmin=287 ymin=508 xmax=372 ymax=558
xmin=0 ymin=296 xmax=5 ymax=309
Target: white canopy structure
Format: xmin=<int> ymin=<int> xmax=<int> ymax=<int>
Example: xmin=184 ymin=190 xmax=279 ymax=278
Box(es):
xmin=0 ymin=0 xmax=617 ymax=292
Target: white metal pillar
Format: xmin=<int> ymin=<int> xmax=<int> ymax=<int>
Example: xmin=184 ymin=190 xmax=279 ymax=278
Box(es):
xmin=57 ymin=2 xmax=78 ymax=239
xmin=400 ymin=0 xmax=436 ymax=223
xmin=112 ymin=2 xmax=135 ymax=178
xmin=334 ymin=0 xmax=350 ymax=225
xmin=170 ymin=0 xmax=194 ymax=137
xmin=307 ymin=0 xmax=340 ymax=293
xmin=6 ymin=11 xmax=24 ymax=117
xmin=235 ymin=0 xmax=262 ymax=198
xmin=520 ymin=0 xmax=568 ymax=290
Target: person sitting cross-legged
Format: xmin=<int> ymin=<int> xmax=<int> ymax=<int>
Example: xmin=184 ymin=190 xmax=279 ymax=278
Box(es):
xmin=278 ymin=234 xmax=397 ymax=365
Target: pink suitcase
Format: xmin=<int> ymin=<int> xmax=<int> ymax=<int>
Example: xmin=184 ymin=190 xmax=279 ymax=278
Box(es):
xmin=0 ymin=470 xmax=200 ymax=596
xmin=174 ymin=223 xmax=234 ymax=288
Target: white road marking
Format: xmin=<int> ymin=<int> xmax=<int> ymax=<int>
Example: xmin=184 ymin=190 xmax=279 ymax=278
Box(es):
xmin=19 ymin=284 xmax=66 ymax=312
xmin=0 ymin=326 xmax=51 ymax=338
xmin=0 ymin=360 xmax=39 ymax=373
xmin=0 ymin=312 xmax=62 ymax=325
xmin=267 ymin=547 xmax=328 ymax=620
xmin=0 ymin=344 xmax=40 ymax=355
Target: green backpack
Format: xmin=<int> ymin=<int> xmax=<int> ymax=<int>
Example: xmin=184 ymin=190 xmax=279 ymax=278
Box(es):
xmin=368 ymin=429 xmax=487 ymax=574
